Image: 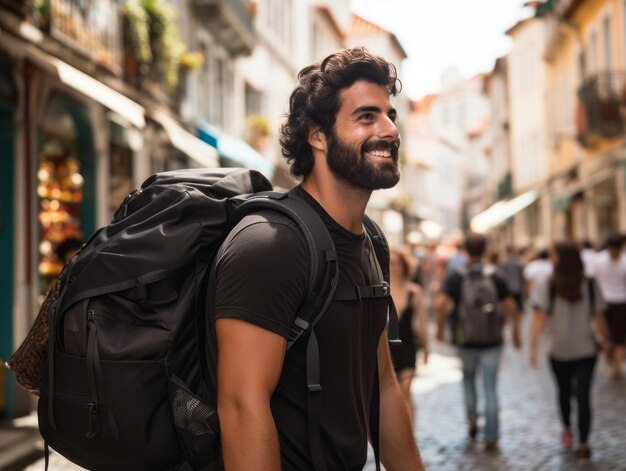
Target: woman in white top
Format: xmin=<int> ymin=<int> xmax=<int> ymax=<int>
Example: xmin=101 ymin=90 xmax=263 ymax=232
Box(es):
xmin=529 ymin=242 xmax=609 ymax=462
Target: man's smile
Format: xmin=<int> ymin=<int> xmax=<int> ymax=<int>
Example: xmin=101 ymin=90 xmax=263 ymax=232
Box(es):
xmin=366 ymin=149 xmax=393 ymax=158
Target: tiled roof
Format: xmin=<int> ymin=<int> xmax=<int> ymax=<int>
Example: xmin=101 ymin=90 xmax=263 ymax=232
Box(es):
xmin=347 ymin=14 xmax=408 ymax=59
xmin=347 ymin=14 xmax=388 ymax=36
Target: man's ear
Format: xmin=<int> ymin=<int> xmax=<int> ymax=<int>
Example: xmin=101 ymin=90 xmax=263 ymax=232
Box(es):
xmin=307 ymin=126 xmax=327 ymax=152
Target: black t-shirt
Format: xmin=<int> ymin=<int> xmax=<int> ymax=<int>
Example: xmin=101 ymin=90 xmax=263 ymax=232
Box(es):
xmin=210 ymin=187 xmax=388 ymax=470
xmin=441 ymin=266 xmax=510 ymax=347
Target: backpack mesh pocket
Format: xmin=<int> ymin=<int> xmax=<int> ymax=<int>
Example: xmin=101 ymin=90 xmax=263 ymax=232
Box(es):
xmin=169 ymin=376 xmax=222 ymax=470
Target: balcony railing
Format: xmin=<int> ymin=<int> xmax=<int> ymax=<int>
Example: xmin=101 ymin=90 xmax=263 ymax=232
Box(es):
xmin=577 ymin=72 xmax=626 ymax=147
xmin=193 ymin=0 xmax=256 ymax=56
xmin=0 ymin=0 xmax=32 ymax=18
xmin=48 ymin=0 xmax=122 ymax=72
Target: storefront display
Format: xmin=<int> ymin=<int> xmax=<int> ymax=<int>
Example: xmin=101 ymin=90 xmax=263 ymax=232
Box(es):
xmin=37 ymin=139 xmax=84 ymax=291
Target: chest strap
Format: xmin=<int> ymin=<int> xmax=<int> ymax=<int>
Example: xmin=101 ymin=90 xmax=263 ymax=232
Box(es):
xmin=332 ymin=282 xmax=390 ymax=301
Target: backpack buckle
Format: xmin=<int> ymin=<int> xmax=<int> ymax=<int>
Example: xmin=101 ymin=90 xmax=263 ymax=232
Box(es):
xmin=373 ymin=282 xmax=390 ymax=298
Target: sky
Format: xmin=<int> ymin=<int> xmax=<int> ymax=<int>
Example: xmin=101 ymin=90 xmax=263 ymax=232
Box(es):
xmin=349 ymin=0 xmax=534 ymax=100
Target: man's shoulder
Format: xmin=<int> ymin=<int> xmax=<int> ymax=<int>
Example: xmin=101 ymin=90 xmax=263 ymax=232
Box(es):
xmin=442 ymin=269 xmax=463 ymax=293
xmin=220 ymin=209 xmax=307 ymax=261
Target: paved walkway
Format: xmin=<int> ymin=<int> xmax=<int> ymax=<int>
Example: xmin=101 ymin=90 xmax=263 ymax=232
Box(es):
xmin=12 ymin=321 xmax=626 ymax=470
xmin=366 ymin=321 xmax=626 ymax=470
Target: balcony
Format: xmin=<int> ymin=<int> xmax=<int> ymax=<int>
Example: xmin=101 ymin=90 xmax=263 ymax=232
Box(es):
xmin=47 ymin=0 xmax=123 ymax=72
xmin=0 ymin=0 xmax=32 ymax=18
xmin=576 ymin=73 xmax=626 ymax=147
xmin=193 ymin=0 xmax=256 ymax=56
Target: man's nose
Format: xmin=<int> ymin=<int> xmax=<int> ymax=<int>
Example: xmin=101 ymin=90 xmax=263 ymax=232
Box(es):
xmin=380 ymin=117 xmax=400 ymax=144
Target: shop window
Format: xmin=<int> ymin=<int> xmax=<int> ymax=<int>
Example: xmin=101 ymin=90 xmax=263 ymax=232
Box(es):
xmin=38 ymin=93 xmax=94 ymax=296
xmin=37 ymin=139 xmax=85 ymax=292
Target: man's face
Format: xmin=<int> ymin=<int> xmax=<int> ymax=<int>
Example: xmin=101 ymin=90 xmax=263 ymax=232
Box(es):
xmin=326 ymin=80 xmax=400 ymax=191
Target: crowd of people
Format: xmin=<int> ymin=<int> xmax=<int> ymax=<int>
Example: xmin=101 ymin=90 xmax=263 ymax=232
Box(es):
xmin=390 ymin=233 xmax=626 ymax=463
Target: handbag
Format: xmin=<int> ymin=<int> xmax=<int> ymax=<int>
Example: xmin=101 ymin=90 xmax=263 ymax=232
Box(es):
xmin=5 ymin=277 xmax=63 ymax=396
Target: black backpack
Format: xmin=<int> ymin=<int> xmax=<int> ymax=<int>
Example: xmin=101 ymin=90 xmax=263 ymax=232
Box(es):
xmin=457 ymin=264 xmax=505 ymax=347
xmin=37 ymin=168 xmax=397 ymax=471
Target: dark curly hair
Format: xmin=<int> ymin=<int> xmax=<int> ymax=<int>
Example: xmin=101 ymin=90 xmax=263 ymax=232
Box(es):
xmin=279 ymin=47 xmax=401 ymax=178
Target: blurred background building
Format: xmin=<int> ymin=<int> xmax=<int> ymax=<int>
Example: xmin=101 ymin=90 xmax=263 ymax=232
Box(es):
xmin=471 ymin=0 xmax=626 ymax=251
xmin=1 ymin=0 xmax=626 ymax=420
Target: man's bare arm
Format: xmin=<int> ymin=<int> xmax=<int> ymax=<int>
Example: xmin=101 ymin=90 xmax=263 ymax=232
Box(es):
xmin=503 ymin=296 xmax=522 ymax=349
xmin=216 ymin=318 xmax=286 ymax=470
xmin=529 ymin=309 xmax=547 ymax=367
xmin=433 ymin=291 xmax=451 ymax=342
xmin=377 ymin=331 xmax=425 ymax=471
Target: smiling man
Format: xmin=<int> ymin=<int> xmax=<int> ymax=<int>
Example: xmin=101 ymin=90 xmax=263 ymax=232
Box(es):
xmin=210 ymin=48 xmax=424 ymax=470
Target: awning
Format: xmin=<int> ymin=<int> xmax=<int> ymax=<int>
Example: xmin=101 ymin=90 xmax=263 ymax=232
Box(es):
xmin=471 ymin=190 xmax=540 ymax=233
xmin=152 ymin=111 xmax=218 ymax=168
xmin=551 ymin=168 xmax=614 ymax=210
xmin=0 ymin=30 xmax=145 ymax=128
xmin=54 ymin=61 xmax=145 ymax=129
xmin=198 ymin=123 xmax=274 ymax=178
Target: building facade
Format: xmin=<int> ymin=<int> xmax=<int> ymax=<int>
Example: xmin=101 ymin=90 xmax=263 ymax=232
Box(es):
xmin=0 ymin=0 xmax=258 ymax=417
xmin=473 ymin=0 xmax=626 ymax=252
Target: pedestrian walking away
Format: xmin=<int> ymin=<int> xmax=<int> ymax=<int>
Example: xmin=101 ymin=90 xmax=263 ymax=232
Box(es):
xmin=434 ymin=233 xmax=521 ymax=452
xmin=529 ymin=242 xmax=611 ymax=463
xmin=389 ymin=247 xmax=429 ymax=427
xmin=209 ymin=47 xmax=424 ymax=471
xmin=591 ymin=235 xmax=626 ymax=380
xmin=499 ymin=246 xmax=525 ymax=312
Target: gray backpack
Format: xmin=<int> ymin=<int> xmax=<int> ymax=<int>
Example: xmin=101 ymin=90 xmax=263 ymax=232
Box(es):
xmin=458 ymin=264 xmax=505 ymax=347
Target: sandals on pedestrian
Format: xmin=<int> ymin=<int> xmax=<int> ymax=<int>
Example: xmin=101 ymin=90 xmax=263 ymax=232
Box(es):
xmin=561 ymin=429 xmax=573 ymax=448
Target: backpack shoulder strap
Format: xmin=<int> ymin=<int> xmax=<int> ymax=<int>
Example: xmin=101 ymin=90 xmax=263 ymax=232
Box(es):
xmin=235 ymin=191 xmax=337 ymax=471
xmin=234 ymin=191 xmax=338 ymax=348
xmin=363 ymin=215 xmax=389 ymax=279
xmin=361 ymin=215 xmax=400 ymax=344
xmin=361 ymin=215 xmax=394 ymax=471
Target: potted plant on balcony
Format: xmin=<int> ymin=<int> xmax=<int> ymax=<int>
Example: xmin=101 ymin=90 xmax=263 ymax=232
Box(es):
xmin=122 ymin=0 xmax=152 ymax=85
xmin=141 ymin=0 xmax=184 ymax=93
xmin=31 ymin=0 xmax=50 ymax=31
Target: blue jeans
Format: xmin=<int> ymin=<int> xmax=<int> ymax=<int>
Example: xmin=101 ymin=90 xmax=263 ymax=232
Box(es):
xmin=457 ymin=345 xmax=502 ymax=443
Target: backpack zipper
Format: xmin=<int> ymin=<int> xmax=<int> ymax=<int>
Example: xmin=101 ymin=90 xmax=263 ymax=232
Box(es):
xmin=86 ymin=310 xmax=100 ymax=438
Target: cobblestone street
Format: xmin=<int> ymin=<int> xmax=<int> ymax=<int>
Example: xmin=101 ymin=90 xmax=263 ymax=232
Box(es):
xmin=17 ymin=319 xmax=626 ymax=470
xmin=365 ymin=319 xmax=626 ymax=470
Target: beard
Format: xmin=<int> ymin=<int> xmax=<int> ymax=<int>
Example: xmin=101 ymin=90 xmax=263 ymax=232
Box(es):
xmin=326 ymin=131 xmax=400 ymax=191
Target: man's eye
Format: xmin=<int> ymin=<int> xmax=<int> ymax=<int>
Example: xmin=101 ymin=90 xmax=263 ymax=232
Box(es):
xmin=389 ymin=114 xmax=397 ymax=123
xmin=359 ymin=113 xmax=374 ymax=121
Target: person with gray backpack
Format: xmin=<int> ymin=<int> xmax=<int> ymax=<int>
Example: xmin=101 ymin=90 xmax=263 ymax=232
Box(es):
xmin=434 ymin=233 xmax=521 ymax=451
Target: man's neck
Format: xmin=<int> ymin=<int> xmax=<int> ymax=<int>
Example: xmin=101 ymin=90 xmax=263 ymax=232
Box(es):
xmin=301 ymin=176 xmax=371 ymax=234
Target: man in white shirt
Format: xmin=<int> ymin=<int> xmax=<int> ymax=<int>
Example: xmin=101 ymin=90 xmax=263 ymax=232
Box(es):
xmin=524 ymin=249 xmax=553 ymax=310
xmin=593 ymin=236 xmax=626 ymax=379
xmin=580 ymin=240 xmax=597 ymax=278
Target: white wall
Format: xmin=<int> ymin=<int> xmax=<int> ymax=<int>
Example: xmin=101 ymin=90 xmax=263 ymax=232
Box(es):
xmin=507 ymin=19 xmax=549 ymax=192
